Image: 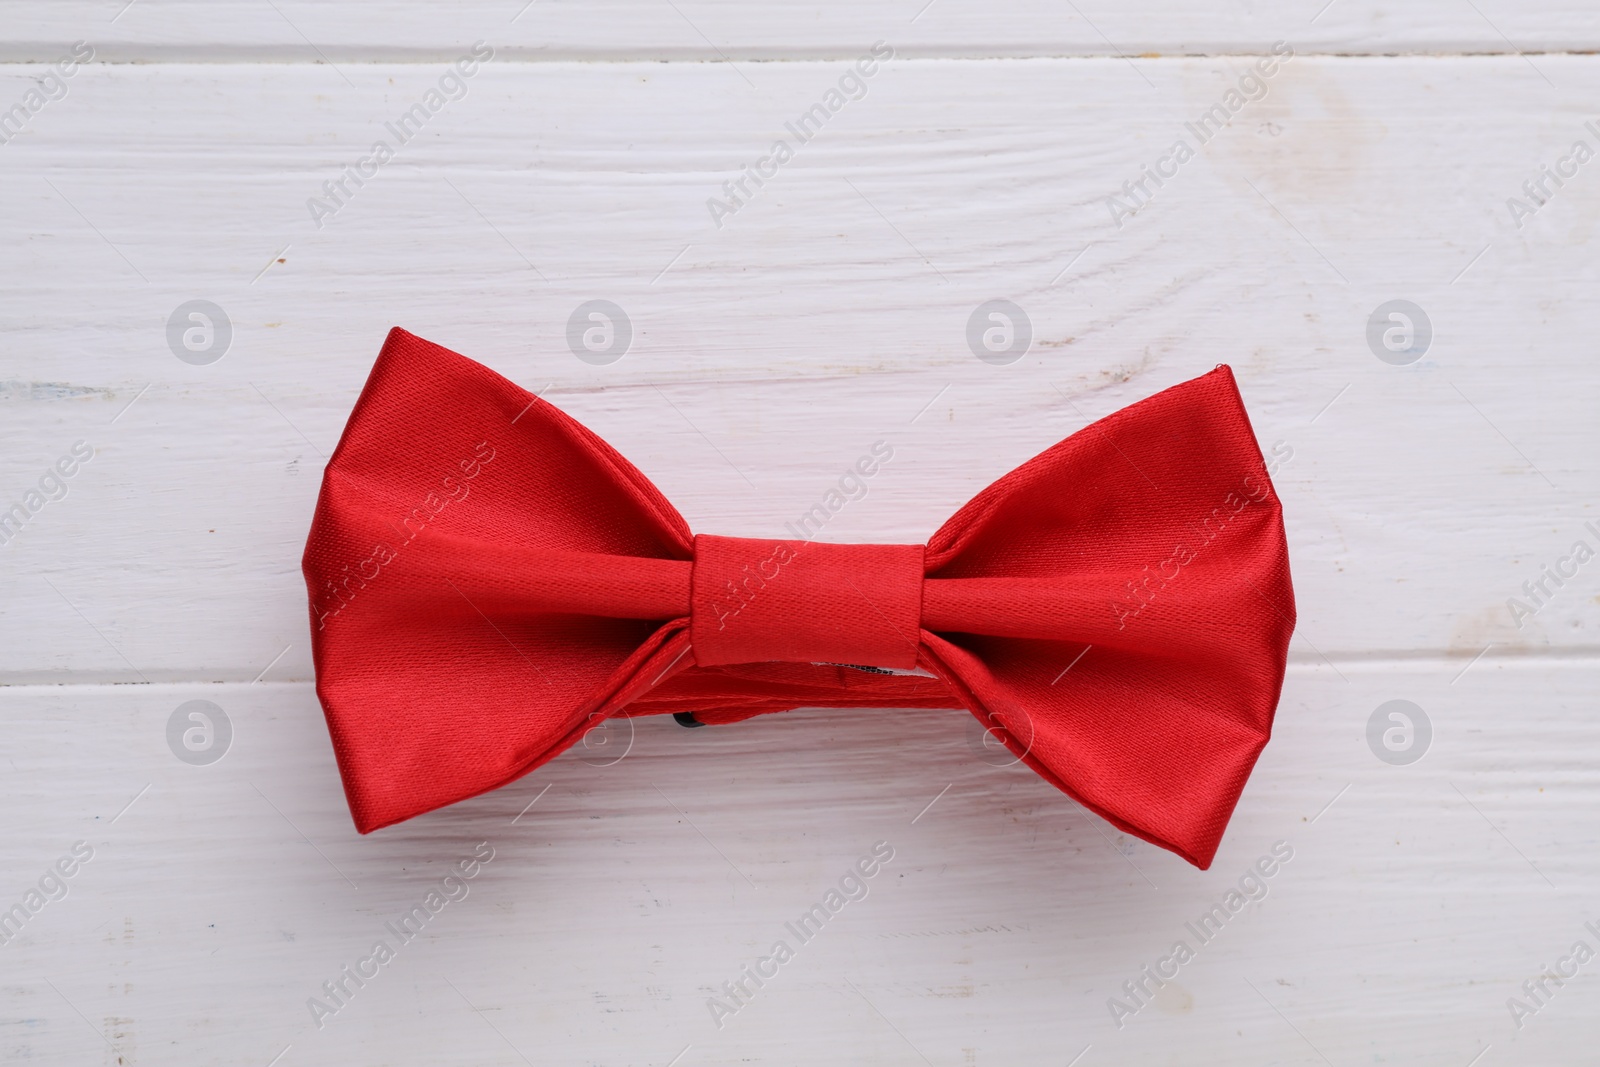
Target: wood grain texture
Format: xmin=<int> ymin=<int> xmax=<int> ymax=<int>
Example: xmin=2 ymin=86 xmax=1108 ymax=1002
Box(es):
xmin=1 ymin=24 xmax=1598 ymax=1067
xmin=2 ymin=56 xmax=1598 ymax=680
xmin=1 ymin=661 xmax=1595 ymax=1065
xmin=3 ymin=1 xmax=1600 ymax=59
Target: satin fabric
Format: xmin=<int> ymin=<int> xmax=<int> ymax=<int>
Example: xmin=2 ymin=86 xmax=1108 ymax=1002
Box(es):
xmin=303 ymin=328 xmax=1295 ymax=868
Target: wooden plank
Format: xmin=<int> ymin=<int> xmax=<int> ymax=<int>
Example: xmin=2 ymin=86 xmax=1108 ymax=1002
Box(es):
xmin=2 ymin=56 xmax=1597 ymax=678
xmin=2 ymin=1 xmax=1600 ymax=61
xmin=0 ymin=660 xmax=1591 ymax=1064
xmin=3 ymin=23 xmax=1598 ymax=1067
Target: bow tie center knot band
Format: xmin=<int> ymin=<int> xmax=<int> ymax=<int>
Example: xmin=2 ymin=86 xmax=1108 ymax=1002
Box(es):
xmin=692 ymin=535 xmax=924 ymax=670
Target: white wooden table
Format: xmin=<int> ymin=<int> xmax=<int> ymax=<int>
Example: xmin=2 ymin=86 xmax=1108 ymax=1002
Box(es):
xmin=2 ymin=3 xmax=1598 ymax=1064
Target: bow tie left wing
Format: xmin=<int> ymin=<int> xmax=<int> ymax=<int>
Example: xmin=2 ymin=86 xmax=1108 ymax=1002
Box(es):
xmin=303 ymin=328 xmax=695 ymax=832
xmin=918 ymin=366 xmax=1295 ymax=869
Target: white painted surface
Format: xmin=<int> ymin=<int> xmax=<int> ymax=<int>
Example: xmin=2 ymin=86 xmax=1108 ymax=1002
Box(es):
xmin=5 ymin=1 xmax=1600 ymax=59
xmin=2 ymin=9 xmax=1599 ymax=1066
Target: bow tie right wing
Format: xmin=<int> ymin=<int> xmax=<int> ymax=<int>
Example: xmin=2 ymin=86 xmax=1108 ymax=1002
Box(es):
xmin=918 ymin=367 xmax=1296 ymax=869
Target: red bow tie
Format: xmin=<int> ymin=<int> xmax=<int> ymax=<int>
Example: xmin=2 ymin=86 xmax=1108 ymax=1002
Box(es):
xmin=303 ymin=329 xmax=1294 ymax=869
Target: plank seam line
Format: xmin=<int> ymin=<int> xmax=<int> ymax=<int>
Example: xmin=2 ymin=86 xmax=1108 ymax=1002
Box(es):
xmin=3 ymin=49 xmax=1600 ymax=66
